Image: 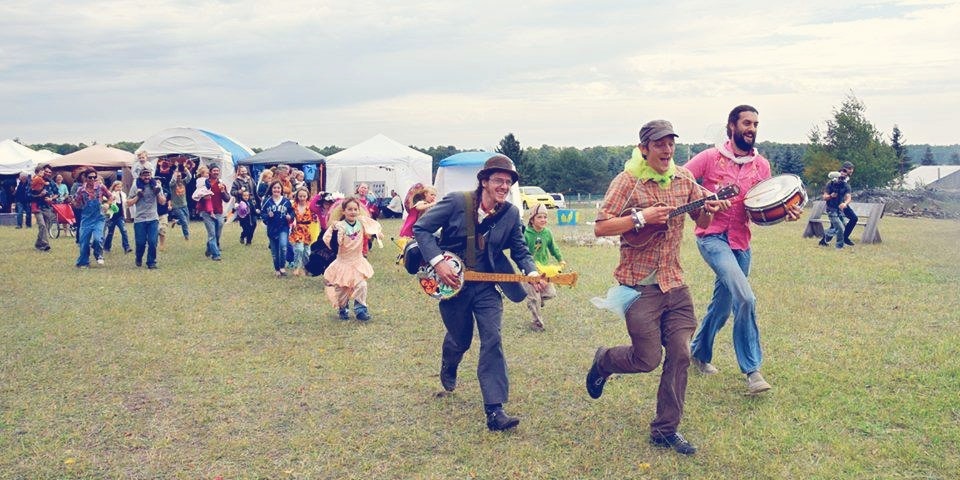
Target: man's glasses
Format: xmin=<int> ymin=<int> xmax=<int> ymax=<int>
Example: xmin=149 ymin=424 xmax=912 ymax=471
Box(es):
xmin=487 ymin=178 xmax=514 ymax=187
xmin=86 ymin=175 xmax=98 ymax=179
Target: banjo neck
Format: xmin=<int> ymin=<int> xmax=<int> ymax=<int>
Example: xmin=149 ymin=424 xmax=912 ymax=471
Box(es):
xmin=463 ymin=270 xmax=578 ymax=286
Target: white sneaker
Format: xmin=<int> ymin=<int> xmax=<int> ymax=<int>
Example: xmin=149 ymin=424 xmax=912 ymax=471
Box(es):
xmin=692 ymin=358 xmax=718 ymax=375
xmin=746 ymin=371 xmax=771 ymax=395
xmin=96 ymin=258 xmax=104 ymax=265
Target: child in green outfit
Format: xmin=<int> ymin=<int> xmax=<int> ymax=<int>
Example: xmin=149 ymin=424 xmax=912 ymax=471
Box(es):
xmin=522 ymin=203 xmax=566 ymax=331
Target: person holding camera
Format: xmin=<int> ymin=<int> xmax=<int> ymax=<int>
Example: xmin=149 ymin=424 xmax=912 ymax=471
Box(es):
xmin=819 ymin=165 xmax=852 ymax=249
xmin=127 ymin=168 xmax=167 ymax=269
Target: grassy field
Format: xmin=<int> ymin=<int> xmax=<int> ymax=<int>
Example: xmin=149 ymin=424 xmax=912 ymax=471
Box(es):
xmin=1 ymin=211 xmax=958 ymax=479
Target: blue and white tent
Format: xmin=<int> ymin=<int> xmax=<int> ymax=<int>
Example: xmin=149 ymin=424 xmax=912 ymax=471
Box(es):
xmin=434 ymin=151 xmax=522 ymax=209
xmin=135 ymin=127 xmax=254 ymax=189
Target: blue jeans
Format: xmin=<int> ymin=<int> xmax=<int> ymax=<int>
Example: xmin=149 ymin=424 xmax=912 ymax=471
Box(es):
xmin=16 ymin=202 xmax=32 ymax=227
xmin=690 ymin=233 xmax=763 ymax=374
xmin=289 ymin=241 xmax=308 ymax=269
xmin=103 ymin=212 xmax=129 ymax=252
xmin=825 ymin=210 xmax=845 ymax=248
xmin=201 ymin=212 xmax=223 ymax=259
xmin=169 ymin=207 xmax=190 ymax=239
xmin=76 ymin=218 xmax=105 ymax=266
xmin=133 ymin=220 xmax=159 ymax=267
xmin=269 ymin=233 xmax=289 ymax=272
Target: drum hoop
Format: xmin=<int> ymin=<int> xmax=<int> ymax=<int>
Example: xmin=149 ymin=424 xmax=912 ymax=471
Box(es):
xmin=744 ymin=175 xmax=803 ymax=210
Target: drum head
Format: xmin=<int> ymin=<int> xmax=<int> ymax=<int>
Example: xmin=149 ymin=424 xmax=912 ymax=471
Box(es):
xmin=744 ymin=175 xmax=802 ymax=209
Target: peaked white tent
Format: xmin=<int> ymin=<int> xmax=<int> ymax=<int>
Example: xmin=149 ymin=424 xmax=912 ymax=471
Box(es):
xmin=325 ymin=134 xmax=432 ymax=198
xmin=434 ymin=151 xmax=522 ymax=209
xmin=0 ymin=139 xmax=60 ymax=175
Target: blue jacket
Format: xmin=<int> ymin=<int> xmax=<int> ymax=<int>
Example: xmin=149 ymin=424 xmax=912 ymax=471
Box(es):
xmin=261 ymin=196 xmax=293 ymax=238
xmin=413 ymin=190 xmax=536 ymax=303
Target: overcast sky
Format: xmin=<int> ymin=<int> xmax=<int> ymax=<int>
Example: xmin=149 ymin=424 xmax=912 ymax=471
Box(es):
xmin=2 ymin=0 xmax=958 ymax=151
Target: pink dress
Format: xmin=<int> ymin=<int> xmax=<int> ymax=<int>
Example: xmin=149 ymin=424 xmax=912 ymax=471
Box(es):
xmin=398 ymin=208 xmax=421 ymax=237
xmin=322 ymin=217 xmax=382 ymax=306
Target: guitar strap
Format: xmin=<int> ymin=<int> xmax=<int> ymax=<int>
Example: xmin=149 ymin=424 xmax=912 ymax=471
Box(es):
xmin=462 ymin=191 xmax=478 ymax=269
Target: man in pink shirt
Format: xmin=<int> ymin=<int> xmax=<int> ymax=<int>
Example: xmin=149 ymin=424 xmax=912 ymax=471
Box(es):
xmin=684 ymin=105 xmax=801 ymax=395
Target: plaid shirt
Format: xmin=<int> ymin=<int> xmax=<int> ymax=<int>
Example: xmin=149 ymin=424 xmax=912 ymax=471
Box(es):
xmin=596 ymin=167 xmax=706 ymax=292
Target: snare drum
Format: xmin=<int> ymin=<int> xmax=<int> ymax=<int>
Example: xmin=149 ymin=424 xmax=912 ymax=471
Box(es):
xmin=743 ymin=174 xmax=807 ymax=226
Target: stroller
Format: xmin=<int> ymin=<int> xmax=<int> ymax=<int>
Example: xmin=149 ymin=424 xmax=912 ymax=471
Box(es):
xmin=50 ymin=203 xmax=77 ymax=238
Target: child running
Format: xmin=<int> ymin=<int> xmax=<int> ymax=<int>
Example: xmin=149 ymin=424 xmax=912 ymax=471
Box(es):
xmin=235 ymin=190 xmax=259 ymax=245
xmin=288 ymin=188 xmax=318 ymax=276
xmin=322 ymin=196 xmax=382 ymax=321
xmin=261 ymin=181 xmax=294 ymax=277
xmin=521 ymin=203 xmax=566 ymax=331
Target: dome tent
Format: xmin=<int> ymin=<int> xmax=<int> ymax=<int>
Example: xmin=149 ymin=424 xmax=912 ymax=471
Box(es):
xmin=135 ymin=127 xmax=254 ymax=190
xmin=434 ymin=151 xmax=522 ymax=210
xmin=325 ymin=134 xmax=431 ymax=199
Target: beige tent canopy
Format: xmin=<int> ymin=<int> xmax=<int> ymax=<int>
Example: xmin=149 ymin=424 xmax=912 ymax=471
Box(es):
xmin=46 ymin=144 xmax=135 ymax=186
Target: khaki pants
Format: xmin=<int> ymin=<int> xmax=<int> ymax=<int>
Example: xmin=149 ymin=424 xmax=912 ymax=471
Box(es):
xmin=521 ymin=282 xmax=557 ymax=326
xmin=34 ymin=208 xmax=54 ymax=249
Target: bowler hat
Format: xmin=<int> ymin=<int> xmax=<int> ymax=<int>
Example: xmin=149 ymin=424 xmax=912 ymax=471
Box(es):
xmin=477 ymin=154 xmax=520 ymax=184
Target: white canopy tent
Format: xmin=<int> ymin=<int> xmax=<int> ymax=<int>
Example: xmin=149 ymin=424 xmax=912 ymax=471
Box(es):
xmin=325 ymin=134 xmax=432 ymax=199
xmin=0 ymin=139 xmax=60 ymax=175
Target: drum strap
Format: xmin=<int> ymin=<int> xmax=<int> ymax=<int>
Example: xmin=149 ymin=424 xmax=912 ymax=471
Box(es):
xmin=462 ymin=191 xmax=478 ymax=269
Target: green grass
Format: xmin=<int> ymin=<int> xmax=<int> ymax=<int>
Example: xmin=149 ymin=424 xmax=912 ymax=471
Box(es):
xmin=1 ymin=212 xmax=958 ymax=479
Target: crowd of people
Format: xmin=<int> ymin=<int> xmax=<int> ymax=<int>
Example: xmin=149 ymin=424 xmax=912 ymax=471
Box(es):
xmin=9 ymin=105 xmax=829 ymax=452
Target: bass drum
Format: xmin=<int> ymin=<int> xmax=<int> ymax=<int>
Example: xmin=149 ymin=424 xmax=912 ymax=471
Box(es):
xmin=743 ymin=174 xmax=807 ymax=226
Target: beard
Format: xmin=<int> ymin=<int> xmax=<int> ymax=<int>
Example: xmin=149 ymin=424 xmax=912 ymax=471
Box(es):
xmin=733 ymin=129 xmax=755 ymax=152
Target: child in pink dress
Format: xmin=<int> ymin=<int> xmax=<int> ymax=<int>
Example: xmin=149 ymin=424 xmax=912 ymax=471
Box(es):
xmin=322 ymin=197 xmax=382 ymax=321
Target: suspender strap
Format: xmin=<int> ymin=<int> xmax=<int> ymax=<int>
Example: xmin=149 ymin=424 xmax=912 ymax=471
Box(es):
xmin=462 ymin=191 xmax=477 ymax=269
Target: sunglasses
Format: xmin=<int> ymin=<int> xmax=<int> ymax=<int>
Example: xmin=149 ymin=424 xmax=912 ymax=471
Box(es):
xmin=86 ymin=175 xmax=98 ymax=179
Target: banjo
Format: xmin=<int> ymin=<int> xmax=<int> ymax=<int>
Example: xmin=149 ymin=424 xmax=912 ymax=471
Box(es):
xmin=619 ymin=184 xmax=740 ymax=249
xmin=417 ymin=251 xmax=579 ymax=300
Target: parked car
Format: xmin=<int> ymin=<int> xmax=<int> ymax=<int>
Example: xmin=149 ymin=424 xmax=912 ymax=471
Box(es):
xmin=549 ymin=193 xmax=566 ymax=209
xmin=519 ymin=186 xmax=556 ymax=209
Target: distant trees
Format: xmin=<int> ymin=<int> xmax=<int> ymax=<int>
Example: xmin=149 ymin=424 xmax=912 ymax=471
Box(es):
xmin=27 ymin=142 xmax=85 ymax=155
xmin=950 ymin=152 xmax=960 ymax=165
xmin=495 ymin=133 xmax=524 ymax=172
xmin=757 ymin=142 xmax=806 ymax=176
xmin=920 ymin=146 xmax=936 ymax=166
xmin=110 ymin=141 xmax=142 ymax=153
xmin=890 ymin=125 xmax=912 ymax=186
xmin=802 ymin=93 xmax=897 ymax=191
xmin=415 ymin=145 xmax=463 ymax=176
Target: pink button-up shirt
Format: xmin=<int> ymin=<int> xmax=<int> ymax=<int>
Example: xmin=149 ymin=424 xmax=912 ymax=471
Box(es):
xmin=684 ymin=141 xmax=771 ymax=250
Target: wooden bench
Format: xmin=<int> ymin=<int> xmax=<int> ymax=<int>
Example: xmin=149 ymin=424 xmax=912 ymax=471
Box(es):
xmin=802 ymin=200 xmax=884 ymax=244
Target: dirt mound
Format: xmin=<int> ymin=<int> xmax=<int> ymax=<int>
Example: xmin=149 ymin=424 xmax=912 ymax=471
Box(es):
xmin=854 ymin=188 xmax=960 ymax=220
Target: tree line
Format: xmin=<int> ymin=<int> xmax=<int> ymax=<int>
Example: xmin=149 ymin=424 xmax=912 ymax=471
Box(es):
xmin=20 ymin=94 xmax=959 ymax=195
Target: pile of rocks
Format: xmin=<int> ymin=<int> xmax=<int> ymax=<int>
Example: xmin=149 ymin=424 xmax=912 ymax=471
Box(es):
xmin=854 ymin=188 xmax=960 ymax=220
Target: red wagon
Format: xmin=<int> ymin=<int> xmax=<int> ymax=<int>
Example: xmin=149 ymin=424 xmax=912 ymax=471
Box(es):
xmin=50 ymin=203 xmax=77 ymax=238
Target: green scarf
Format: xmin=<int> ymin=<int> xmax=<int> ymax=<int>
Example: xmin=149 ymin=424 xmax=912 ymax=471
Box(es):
xmin=624 ymin=147 xmax=675 ymax=189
